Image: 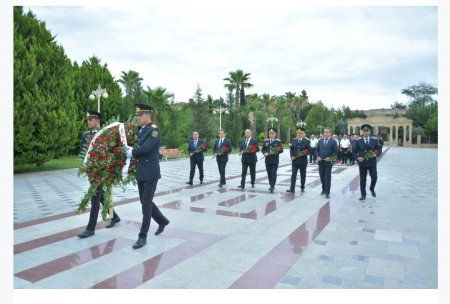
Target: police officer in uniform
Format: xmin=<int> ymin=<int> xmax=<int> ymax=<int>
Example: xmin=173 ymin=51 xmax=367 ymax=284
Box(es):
xmin=261 ymin=128 xmax=283 ymax=193
xmin=78 ymin=110 xmax=121 ymax=238
xmin=238 ymin=129 xmax=260 ymax=189
xmin=287 ymin=127 xmax=311 ymax=194
xmin=185 ymin=131 xmax=207 ymax=185
xmin=214 ymin=129 xmax=232 ymax=188
xmin=126 ymin=104 xmax=170 ymax=249
xmin=353 ymin=124 xmax=382 ymax=201
xmin=316 ymin=127 xmax=338 ymax=199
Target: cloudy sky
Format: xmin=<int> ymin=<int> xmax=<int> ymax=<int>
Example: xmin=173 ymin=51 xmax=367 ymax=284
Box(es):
xmin=26 ymin=3 xmax=437 ymax=110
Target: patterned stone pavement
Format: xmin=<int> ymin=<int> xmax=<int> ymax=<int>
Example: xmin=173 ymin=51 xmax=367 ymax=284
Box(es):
xmin=13 ymin=147 xmax=437 ymax=290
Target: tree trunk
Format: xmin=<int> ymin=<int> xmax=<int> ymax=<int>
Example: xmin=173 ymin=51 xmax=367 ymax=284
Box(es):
xmin=287 ymin=105 xmax=292 ymax=143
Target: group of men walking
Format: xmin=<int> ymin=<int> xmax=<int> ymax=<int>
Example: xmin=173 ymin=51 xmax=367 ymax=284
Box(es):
xmin=78 ymin=104 xmax=382 ymax=250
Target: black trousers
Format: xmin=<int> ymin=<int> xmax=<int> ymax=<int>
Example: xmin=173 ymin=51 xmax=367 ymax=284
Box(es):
xmin=342 ymin=148 xmax=350 ymax=164
xmin=86 ymin=184 xmax=119 ymax=231
xmin=265 ymin=163 xmax=279 ymax=188
xmin=309 ymin=148 xmax=317 ymax=163
xmin=318 ymin=161 xmax=332 ymax=194
xmin=241 ymin=161 xmax=256 ymax=186
xmin=189 ymin=158 xmax=204 ymax=182
xmin=217 ymin=158 xmax=228 ymax=185
xmin=359 ymin=165 xmax=377 ymax=196
xmin=290 ymin=163 xmax=307 ymax=190
xmin=137 ymin=180 xmax=167 ymax=239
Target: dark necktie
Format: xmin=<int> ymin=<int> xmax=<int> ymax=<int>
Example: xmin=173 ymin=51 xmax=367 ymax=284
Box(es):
xmin=194 ymin=140 xmax=197 ymax=147
xmin=246 ymin=139 xmax=249 ymax=148
xmin=324 ymin=139 xmax=328 ymax=146
xmin=365 ymin=138 xmax=369 ymax=145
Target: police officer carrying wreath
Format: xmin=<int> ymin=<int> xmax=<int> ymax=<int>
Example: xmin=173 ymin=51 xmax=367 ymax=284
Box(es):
xmin=353 ymin=124 xmax=382 ymax=201
xmin=78 ymin=110 xmax=121 ymax=238
xmin=126 ymin=104 xmax=170 ymax=249
xmin=261 ymin=127 xmax=283 ymax=193
xmin=287 ymin=127 xmax=311 ymax=194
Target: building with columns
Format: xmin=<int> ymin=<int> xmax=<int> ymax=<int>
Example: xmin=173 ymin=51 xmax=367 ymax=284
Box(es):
xmin=347 ymin=109 xmax=413 ymax=147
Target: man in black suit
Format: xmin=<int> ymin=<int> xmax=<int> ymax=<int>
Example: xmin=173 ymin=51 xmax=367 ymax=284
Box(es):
xmin=261 ymin=128 xmax=284 ymax=193
xmin=353 ymin=124 xmax=382 ymax=201
xmin=78 ymin=110 xmax=121 ymax=238
xmin=316 ymin=127 xmax=338 ymax=199
xmin=214 ymin=129 xmax=232 ymax=188
xmin=126 ymin=104 xmax=170 ymax=249
xmin=287 ymin=127 xmax=311 ymax=194
xmin=186 ymin=131 xmax=207 ymax=185
xmin=238 ymin=129 xmax=260 ymax=189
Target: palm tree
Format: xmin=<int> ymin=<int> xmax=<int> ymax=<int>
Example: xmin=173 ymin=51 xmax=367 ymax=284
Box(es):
xmin=223 ymin=69 xmax=253 ymax=108
xmin=285 ymin=92 xmax=296 ymax=143
xmin=247 ymin=93 xmax=261 ymax=134
xmin=296 ymin=90 xmax=309 ymax=122
xmin=274 ymin=96 xmax=286 ymax=142
xmin=117 ymin=70 xmax=144 ymax=118
xmin=261 ymin=93 xmax=276 ymax=133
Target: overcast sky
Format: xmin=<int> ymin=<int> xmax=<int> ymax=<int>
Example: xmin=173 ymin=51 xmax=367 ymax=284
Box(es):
xmin=26 ymin=4 xmax=437 ymax=110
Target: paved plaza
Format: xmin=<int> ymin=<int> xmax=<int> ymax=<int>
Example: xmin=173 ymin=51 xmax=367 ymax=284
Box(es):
xmin=13 ymin=147 xmax=437 ymax=289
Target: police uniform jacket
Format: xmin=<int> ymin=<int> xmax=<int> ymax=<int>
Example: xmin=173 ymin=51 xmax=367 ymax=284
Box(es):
xmin=80 ymin=129 xmax=98 ymax=153
xmin=239 ymin=137 xmax=260 ymax=164
xmin=353 ymin=137 xmax=382 ymax=168
xmin=290 ymin=137 xmax=311 ymax=165
xmin=132 ymin=123 xmax=161 ymax=181
xmin=261 ymin=138 xmax=283 ymax=164
xmin=188 ymin=139 xmax=207 ymax=162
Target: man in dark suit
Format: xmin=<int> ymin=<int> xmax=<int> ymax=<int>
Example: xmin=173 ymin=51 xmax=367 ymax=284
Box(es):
xmin=261 ymin=128 xmax=284 ymax=193
xmin=316 ymin=127 xmax=338 ymax=199
xmin=78 ymin=110 xmax=121 ymax=238
xmin=214 ymin=129 xmax=232 ymax=188
xmin=126 ymin=104 xmax=170 ymax=249
xmin=186 ymin=131 xmax=207 ymax=185
xmin=353 ymin=124 xmax=382 ymax=201
xmin=238 ymin=129 xmax=260 ymax=189
xmin=287 ymin=127 xmax=311 ymax=194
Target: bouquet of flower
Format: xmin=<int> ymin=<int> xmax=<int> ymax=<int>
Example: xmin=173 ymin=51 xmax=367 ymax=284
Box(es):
xmin=297 ymin=147 xmax=310 ymax=158
xmin=360 ymin=149 xmax=380 ymax=162
xmin=213 ymin=145 xmax=230 ymax=158
xmin=78 ymin=122 xmax=138 ymax=221
xmin=269 ymin=145 xmax=283 ymax=155
xmin=244 ymin=144 xmax=258 ymax=154
xmin=325 ymin=155 xmax=337 ymax=164
xmin=194 ymin=143 xmax=207 ymax=153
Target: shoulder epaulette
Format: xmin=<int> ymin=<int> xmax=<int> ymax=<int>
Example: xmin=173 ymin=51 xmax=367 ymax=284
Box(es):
xmin=151 ymin=124 xmax=158 ymax=128
xmin=82 ymin=131 xmax=90 ymax=135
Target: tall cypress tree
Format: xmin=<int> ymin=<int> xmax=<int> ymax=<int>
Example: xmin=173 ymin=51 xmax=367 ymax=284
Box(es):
xmin=14 ymin=7 xmax=78 ymax=165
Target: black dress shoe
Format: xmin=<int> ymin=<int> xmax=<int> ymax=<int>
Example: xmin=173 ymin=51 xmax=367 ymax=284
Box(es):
xmin=185 ymin=181 xmax=193 ymax=185
xmin=325 ymin=194 xmax=330 ymax=198
xmin=155 ymin=220 xmax=169 ymax=235
xmin=301 ymin=188 xmax=305 ymax=193
xmin=359 ymin=196 xmax=366 ymax=201
xmin=200 ymin=181 xmax=203 ymax=184
xmin=77 ymin=230 xmax=94 ymax=238
xmin=132 ymin=237 xmax=147 ymax=249
xmin=286 ymin=189 xmax=295 ymax=193
xmin=269 ymin=187 xmax=274 ymax=193
xmin=251 ymin=184 xmax=255 ymax=188
xmin=218 ymin=184 xmax=222 ymax=188
xmin=238 ymin=185 xmax=244 ymax=189
xmin=371 ymin=190 xmax=376 ymax=197
xmin=320 ymin=191 xmax=325 ymax=195
xmin=106 ymin=217 xmax=121 ymax=228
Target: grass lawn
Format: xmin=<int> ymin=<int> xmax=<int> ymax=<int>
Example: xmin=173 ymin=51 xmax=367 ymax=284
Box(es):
xmin=14 ymin=155 xmax=82 ymax=173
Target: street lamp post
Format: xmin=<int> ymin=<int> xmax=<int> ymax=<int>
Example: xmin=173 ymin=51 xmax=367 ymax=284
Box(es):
xmin=266 ymin=116 xmax=278 ymax=128
xmin=213 ymin=103 xmax=229 ymax=130
xmin=297 ymin=120 xmax=306 ymax=128
xmin=89 ymin=84 xmax=108 ymax=113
